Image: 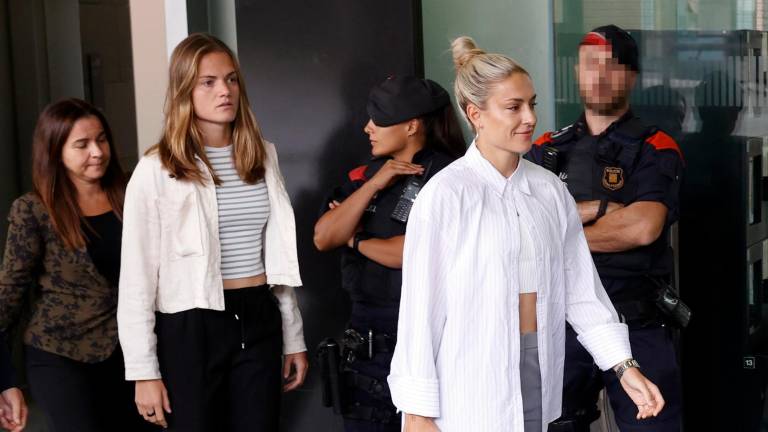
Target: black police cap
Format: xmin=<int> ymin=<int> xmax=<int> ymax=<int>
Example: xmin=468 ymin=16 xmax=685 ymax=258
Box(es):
xmin=366 ymin=76 xmax=451 ymax=127
xmin=581 ymin=24 xmax=640 ymax=72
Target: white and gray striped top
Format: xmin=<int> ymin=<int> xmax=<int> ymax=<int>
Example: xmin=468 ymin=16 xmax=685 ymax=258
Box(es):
xmin=205 ymin=145 xmax=270 ymax=279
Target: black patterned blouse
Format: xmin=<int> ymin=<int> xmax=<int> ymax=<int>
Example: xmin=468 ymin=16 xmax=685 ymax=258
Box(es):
xmin=0 ymin=193 xmax=119 ymax=363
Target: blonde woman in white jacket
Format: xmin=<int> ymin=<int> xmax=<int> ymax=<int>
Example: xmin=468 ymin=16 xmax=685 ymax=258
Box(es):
xmin=118 ymin=33 xmax=307 ymax=431
xmin=388 ymin=37 xmax=664 ymax=432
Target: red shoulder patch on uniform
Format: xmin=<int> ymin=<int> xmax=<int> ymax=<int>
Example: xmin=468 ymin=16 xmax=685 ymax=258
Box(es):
xmin=348 ymin=165 xmax=368 ymax=182
xmin=533 ymin=132 xmax=553 ymax=147
xmin=646 ymin=131 xmax=683 ymax=159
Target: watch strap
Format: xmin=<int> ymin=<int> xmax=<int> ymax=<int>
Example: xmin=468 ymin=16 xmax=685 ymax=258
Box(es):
xmin=596 ymin=199 xmax=609 ymax=220
xmin=615 ymin=358 xmax=640 ymax=380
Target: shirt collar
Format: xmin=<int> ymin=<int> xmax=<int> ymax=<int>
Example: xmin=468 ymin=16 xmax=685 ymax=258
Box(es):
xmin=465 ymin=141 xmax=531 ymax=197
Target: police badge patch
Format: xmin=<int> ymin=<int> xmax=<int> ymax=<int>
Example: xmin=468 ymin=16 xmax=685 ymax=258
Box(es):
xmin=602 ymin=167 xmax=624 ymax=190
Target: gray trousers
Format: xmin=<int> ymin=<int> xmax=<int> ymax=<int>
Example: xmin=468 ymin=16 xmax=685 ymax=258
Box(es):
xmin=521 ymin=332 xmax=542 ymax=432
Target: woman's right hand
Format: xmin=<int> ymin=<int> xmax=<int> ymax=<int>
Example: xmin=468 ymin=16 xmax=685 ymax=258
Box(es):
xmin=404 ymin=413 xmax=440 ymax=432
xmin=135 ymin=379 xmax=171 ymax=428
xmin=367 ymin=160 xmax=424 ymax=191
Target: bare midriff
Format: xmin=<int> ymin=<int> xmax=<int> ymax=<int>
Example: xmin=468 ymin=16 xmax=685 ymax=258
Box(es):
xmin=519 ymin=292 xmax=538 ymax=334
xmin=223 ymin=273 xmax=267 ymax=289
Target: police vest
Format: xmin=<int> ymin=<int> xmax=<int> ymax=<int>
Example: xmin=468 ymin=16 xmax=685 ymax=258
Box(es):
xmin=336 ymin=149 xmax=454 ymax=306
xmin=531 ymin=116 xmax=678 ymax=280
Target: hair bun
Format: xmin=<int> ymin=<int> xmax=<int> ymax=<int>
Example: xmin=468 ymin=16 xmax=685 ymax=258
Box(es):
xmin=451 ymin=36 xmax=485 ymax=70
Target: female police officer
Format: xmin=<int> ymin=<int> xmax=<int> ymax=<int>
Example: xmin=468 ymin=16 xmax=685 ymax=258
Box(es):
xmin=313 ymin=75 xmax=466 ymax=432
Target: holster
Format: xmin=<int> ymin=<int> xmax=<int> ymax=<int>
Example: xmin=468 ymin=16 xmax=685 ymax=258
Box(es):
xmin=646 ymin=276 xmax=692 ymax=328
xmin=317 ymin=331 xmax=399 ymax=423
xmin=316 ymin=338 xmax=343 ymax=414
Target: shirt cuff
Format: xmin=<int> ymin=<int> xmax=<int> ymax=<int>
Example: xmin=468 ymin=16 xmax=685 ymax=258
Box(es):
xmin=576 ymin=322 xmax=632 ymax=371
xmin=387 ymin=374 xmax=441 ymax=418
xmin=124 ymin=359 xmax=162 ymax=381
xmin=283 ymin=337 xmax=307 ymax=355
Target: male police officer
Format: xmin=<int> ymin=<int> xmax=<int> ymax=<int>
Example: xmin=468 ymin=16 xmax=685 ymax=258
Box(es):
xmin=526 ymin=25 xmax=683 ymax=431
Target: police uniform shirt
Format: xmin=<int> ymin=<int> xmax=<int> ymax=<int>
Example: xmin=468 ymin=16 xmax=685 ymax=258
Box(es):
xmin=322 ymin=147 xmax=455 ymax=306
xmin=525 ymin=111 xmax=684 ymax=281
xmin=387 ymin=142 xmax=631 ymax=431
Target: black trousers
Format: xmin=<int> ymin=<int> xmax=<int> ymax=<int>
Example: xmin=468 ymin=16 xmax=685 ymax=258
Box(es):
xmin=156 ymin=285 xmax=284 ymax=432
xmin=25 ymin=345 xmax=153 ymax=432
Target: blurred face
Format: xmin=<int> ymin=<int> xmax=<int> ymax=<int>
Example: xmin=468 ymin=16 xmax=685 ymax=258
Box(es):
xmin=61 ymin=116 xmax=110 ymax=184
xmin=469 ymin=73 xmax=537 ymax=155
xmin=577 ymin=45 xmax=636 ymax=115
xmin=192 ymin=51 xmax=240 ymax=127
xmin=363 ymin=119 xmax=411 ymax=158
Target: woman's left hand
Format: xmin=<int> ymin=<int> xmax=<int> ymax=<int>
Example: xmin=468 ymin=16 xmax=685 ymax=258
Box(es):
xmin=283 ymin=351 xmax=309 ymax=392
xmin=618 ymin=367 xmax=665 ymax=420
xmin=0 ymin=387 xmax=27 ymax=432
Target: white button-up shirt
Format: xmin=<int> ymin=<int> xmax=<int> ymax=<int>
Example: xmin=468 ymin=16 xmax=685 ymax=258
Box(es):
xmin=118 ymin=141 xmax=306 ymax=381
xmin=388 ymin=142 xmax=631 ymax=432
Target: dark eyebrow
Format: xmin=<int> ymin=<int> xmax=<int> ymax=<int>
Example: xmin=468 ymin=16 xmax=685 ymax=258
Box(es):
xmin=199 ymin=71 xmax=237 ymax=80
xmin=72 ymin=129 xmax=105 ymax=143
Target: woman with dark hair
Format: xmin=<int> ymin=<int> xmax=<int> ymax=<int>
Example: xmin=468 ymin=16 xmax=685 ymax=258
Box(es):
xmin=0 ymin=98 xmax=151 ymax=432
xmin=118 ymin=33 xmax=307 ymax=431
xmin=313 ymin=75 xmax=466 ymax=432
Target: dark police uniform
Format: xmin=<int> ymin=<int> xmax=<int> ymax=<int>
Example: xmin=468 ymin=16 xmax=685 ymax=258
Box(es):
xmin=322 ymin=147 xmax=454 ymax=432
xmin=526 ymin=111 xmax=684 ymax=432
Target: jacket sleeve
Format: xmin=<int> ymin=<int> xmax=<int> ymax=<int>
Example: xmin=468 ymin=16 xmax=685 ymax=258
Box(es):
xmin=387 ymin=183 xmax=453 ymax=418
xmin=560 ymin=182 xmax=632 ymax=371
xmin=0 ymin=331 xmax=16 ymax=392
xmin=263 ymin=142 xmax=306 ymax=354
xmin=0 ymin=196 xmax=44 ymax=332
xmin=117 ymin=158 xmax=163 ymax=380
xmin=270 ymin=285 xmax=306 ymax=354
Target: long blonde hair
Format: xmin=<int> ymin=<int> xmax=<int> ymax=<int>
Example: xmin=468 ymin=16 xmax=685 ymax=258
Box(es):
xmin=151 ymin=33 xmax=266 ymax=184
xmin=450 ymin=36 xmax=529 ymax=131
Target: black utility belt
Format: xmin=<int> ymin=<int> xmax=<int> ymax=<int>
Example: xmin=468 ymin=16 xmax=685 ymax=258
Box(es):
xmin=612 ymin=281 xmax=691 ymax=329
xmin=613 ymin=299 xmax=663 ymax=328
xmin=342 ymin=328 xmax=396 ymax=363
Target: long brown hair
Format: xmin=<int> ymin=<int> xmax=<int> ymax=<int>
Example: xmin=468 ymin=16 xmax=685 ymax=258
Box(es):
xmin=152 ymin=33 xmax=266 ymax=184
xmin=32 ymin=98 xmax=126 ymax=250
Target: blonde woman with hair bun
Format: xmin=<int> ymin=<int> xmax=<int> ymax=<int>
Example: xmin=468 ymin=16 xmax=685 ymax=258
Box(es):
xmin=387 ymin=36 xmax=664 ymax=432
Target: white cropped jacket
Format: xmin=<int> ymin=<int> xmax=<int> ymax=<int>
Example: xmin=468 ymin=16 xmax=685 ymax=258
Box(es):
xmin=117 ymin=141 xmax=305 ymax=381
